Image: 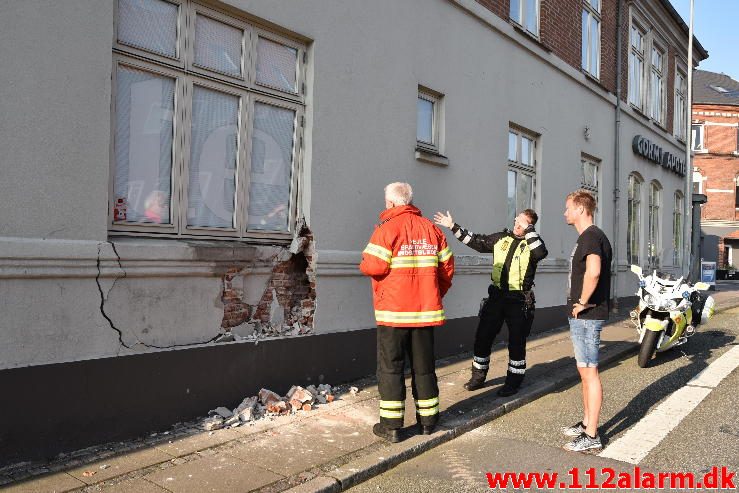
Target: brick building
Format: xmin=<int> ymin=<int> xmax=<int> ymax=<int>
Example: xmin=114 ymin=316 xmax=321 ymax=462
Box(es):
xmin=0 ymin=0 xmax=706 ymax=463
xmin=692 ymin=70 xmax=739 ymax=274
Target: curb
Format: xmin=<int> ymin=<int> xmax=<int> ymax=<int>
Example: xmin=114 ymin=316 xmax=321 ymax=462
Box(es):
xmin=287 ymin=298 xmax=739 ymax=493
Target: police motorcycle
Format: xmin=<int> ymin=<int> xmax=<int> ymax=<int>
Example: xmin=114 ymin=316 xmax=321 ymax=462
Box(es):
xmin=629 ymin=265 xmax=715 ymax=368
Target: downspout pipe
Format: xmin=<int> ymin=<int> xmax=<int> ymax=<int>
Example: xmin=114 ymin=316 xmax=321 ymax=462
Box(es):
xmin=612 ymin=0 xmax=623 ymax=312
xmin=686 ymin=0 xmax=698 ymax=281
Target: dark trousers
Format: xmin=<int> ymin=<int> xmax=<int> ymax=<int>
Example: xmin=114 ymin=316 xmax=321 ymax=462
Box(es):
xmin=473 ymin=287 xmax=534 ymax=377
xmin=377 ymin=325 xmax=439 ymax=429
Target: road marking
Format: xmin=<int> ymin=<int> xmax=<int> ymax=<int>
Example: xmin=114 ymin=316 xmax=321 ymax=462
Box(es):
xmin=599 ymin=343 xmax=739 ymax=464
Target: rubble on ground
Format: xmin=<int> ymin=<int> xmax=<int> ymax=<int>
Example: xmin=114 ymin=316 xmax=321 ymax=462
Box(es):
xmin=201 ymin=383 xmax=340 ymax=430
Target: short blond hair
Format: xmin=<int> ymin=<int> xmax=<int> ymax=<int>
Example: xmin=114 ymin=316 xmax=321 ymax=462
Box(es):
xmin=384 ymin=182 xmax=413 ymax=206
xmin=566 ymin=189 xmax=597 ymax=217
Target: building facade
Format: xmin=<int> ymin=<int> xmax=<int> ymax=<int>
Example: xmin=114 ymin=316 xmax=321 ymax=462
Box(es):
xmin=691 ymin=70 xmax=739 ymax=276
xmin=0 ymin=0 xmax=706 ymax=462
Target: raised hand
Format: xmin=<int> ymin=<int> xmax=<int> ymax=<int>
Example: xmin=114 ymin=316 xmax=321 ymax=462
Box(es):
xmin=433 ymin=210 xmax=454 ymax=229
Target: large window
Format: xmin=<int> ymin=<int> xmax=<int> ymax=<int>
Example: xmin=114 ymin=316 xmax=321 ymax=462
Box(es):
xmin=648 ymin=181 xmax=662 ymax=270
xmin=674 ymin=68 xmax=687 ymax=140
xmin=673 ymin=191 xmax=683 ymax=267
xmin=510 ymin=0 xmax=539 ymax=37
xmin=507 ymin=127 xmax=537 ymax=226
xmin=627 ymin=173 xmax=642 ymax=266
xmin=582 ymin=0 xmax=601 ymax=78
xmin=111 ymin=0 xmax=306 ymax=239
xmin=628 ymin=22 xmax=646 ymax=109
xmin=581 ymin=155 xmax=600 ymax=225
xmin=649 ymin=43 xmax=665 ymax=124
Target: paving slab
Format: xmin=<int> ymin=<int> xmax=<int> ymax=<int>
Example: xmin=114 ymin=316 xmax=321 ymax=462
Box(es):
xmin=225 ymin=426 xmax=348 ymax=477
xmin=67 ymin=447 xmax=171 ymax=484
xmin=145 ymin=454 xmax=282 ymax=493
xmin=0 ymin=472 xmax=84 ymax=493
xmin=155 ymin=428 xmax=241 ymax=457
xmin=97 ymin=477 xmax=170 ymax=492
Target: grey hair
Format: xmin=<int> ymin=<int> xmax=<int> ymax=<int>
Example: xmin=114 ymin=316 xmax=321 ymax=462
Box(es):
xmin=384 ymin=182 xmax=413 ymax=206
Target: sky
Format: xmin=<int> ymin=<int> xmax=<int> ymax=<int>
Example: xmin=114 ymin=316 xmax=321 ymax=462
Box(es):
xmin=669 ymin=0 xmax=739 ymax=81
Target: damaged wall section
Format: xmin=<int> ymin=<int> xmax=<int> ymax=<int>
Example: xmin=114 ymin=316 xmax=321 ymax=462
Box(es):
xmin=220 ymin=225 xmax=316 ymax=339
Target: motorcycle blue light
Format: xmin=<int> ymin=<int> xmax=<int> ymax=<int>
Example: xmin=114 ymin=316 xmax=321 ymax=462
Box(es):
xmin=639 ymin=280 xmax=646 ymax=288
xmin=682 ymin=291 xmax=690 ymax=299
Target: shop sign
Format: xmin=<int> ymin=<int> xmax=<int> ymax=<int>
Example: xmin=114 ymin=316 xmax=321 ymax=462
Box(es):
xmin=632 ymin=135 xmax=686 ymax=177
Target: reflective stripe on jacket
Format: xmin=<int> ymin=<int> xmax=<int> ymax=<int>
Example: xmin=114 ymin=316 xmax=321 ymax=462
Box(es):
xmin=360 ymin=205 xmax=455 ymax=327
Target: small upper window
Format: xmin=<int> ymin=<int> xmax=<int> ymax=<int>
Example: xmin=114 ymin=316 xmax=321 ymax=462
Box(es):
xmin=692 ymin=124 xmax=705 ymax=152
xmin=510 ymin=0 xmax=540 ymax=37
xmin=417 ymin=87 xmax=442 ymax=154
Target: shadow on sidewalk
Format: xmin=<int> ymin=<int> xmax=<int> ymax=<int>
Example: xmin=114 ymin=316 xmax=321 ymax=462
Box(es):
xmin=598 ymin=329 xmax=736 ymax=445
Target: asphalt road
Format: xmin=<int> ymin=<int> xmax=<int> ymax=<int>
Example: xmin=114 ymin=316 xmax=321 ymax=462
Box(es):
xmin=347 ymin=305 xmax=739 ymax=492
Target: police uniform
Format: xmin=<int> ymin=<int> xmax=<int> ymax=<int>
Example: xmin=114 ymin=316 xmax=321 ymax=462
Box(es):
xmin=451 ymin=222 xmax=547 ymax=395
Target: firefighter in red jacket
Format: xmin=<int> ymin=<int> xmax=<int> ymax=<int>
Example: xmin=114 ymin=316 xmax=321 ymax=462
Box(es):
xmin=360 ymin=182 xmax=455 ymax=443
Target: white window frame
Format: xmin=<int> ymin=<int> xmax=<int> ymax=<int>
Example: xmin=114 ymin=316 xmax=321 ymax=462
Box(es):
xmin=507 ymin=126 xmax=538 ymax=226
xmin=109 ymin=0 xmax=307 ymax=241
xmin=648 ymin=38 xmax=666 ymax=125
xmin=628 ymin=18 xmax=646 ymax=111
xmin=674 ymin=64 xmax=687 ymax=141
xmin=416 ymin=87 xmax=443 ymax=155
xmin=582 ymin=0 xmax=601 ymax=79
xmin=673 ymin=191 xmax=683 ymax=267
xmin=627 ymin=173 xmax=643 ymax=266
xmin=510 ymin=0 xmax=540 ymax=37
xmin=581 ymin=154 xmax=600 ymax=226
xmin=691 ymin=123 xmax=706 ymax=153
xmin=647 ymin=180 xmax=662 ymax=270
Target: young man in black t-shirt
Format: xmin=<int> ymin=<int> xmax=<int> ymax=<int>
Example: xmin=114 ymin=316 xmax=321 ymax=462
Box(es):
xmin=560 ymin=190 xmax=612 ymax=453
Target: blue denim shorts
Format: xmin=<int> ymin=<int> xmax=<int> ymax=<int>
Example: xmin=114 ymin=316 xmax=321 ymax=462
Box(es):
xmin=568 ymin=318 xmax=606 ymax=368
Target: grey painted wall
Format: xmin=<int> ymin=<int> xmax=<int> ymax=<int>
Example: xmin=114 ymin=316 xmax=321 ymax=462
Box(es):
xmin=0 ymin=0 xmax=691 ymax=368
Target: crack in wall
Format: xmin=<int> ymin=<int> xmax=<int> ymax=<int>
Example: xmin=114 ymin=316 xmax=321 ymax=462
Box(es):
xmin=96 ymin=242 xmax=223 ymax=351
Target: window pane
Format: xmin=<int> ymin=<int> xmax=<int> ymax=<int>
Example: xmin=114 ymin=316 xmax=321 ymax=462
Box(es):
xmin=590 ymin=0 xmax=600 ymax=12
xmin=507 ymin=170 xmax=516 ymax=226
xmin=692 ymin=125 xmax=702 ymax=149
xmin=583 ymin=161 xmax=597 ymax=188
xmin=525 ymin=0 xmax=537 ymax=34
xmin=194 ymin=15 xmax=243 ymax=77
xmin=589 ymin=16 xmax=599 ymax=75
xmin=521 ymin=137 xmax=533 ymax=166
xmin=256 ymin=37 xmax=298 ymax=93
xmin=114 ymin=66 xmax=175 ymax=224
xmin=582 ymin=11 xmax=589 ymax=69
xmin=187 ymin=86 xmax=239 ymax=228
xmin=510 ymin=0 xmax=521 ymax=23
xmin=508 ymin=132 xmax=518 ymax=161
xmin=516 ymin=173 xmax=532 ymax=214
xmin=118 ymin=0 xmax=178 ymax=58
xmin=417 ymin=97 xmax=434 ymax=144
xmin=248 ymin=103 xmax=296 ymax=231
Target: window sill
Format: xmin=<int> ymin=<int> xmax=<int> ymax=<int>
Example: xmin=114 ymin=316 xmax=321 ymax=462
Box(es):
xmin=415 ymin=148 xmax=449 ymax=167
xmin=510 ymin=22 xmax=550 ymax=52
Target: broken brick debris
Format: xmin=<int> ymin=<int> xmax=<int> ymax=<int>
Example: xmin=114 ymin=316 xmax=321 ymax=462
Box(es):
xmin=200 ymin=383 xmax=337 ymax=430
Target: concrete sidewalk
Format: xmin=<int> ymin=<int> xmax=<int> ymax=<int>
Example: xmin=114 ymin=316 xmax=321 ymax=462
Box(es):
xmin=3 ymin=287 xmax=739 ymax=493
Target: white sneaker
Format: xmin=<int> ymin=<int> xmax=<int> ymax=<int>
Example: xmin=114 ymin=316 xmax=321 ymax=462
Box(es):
xmin=563 ymin=432 xmax=602 ymax=452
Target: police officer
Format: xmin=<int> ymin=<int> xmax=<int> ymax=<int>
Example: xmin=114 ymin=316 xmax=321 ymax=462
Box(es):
xmin=361 ymin=183 xmax=455 ymax=442
xmin=434 ymin=209 xmax=547 ymax=396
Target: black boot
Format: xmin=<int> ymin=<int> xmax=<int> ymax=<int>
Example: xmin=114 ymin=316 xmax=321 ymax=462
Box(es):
xmin=373 ymin=422 xmax=401 ymax=443
xmin=497 ymin=372 xmax=524 ymax=397
xmin=463 ymin=368 xmax=488 ymax=391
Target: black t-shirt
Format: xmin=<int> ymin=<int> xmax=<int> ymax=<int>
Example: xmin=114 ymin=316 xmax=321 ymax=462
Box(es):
xmin=567 ymin=225 xmax=613 ymax=320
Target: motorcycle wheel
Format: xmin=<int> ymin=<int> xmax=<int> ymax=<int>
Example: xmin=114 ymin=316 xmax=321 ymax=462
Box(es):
xmin=638 ymin=330 xmax=661 ymax=368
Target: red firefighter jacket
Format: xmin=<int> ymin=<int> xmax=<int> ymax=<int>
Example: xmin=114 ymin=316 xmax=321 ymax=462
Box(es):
xmin=359 ymin=205 xmax=455 ymax=327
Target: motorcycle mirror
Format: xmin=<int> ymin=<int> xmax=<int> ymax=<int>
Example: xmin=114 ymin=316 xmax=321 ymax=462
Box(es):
xmin=694 ymin=282 xmax=710 ymax=291
xmin=630 ymin=265 xmax=642 ymax=276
